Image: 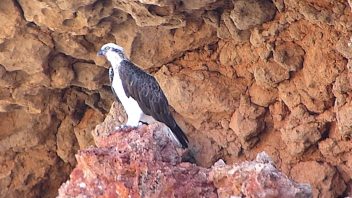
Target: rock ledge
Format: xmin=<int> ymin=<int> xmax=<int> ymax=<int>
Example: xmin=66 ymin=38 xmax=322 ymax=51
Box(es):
xmin=57 ymin=120 xmax=311 ymax=198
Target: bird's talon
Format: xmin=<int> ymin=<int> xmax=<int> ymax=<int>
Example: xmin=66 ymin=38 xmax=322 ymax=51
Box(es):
xmin=139 ymin=121 xmax=149 ymax=126
xmin=115 ymin=125 xmax=138 ymax=132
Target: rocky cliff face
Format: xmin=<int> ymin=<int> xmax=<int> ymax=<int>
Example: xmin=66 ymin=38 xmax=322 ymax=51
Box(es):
xmin=0 ymin=0 xmax=351 ymax=197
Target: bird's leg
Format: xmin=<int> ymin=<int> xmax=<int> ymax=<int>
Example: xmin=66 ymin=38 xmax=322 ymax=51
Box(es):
xmin=114 ymin=121 xmax=146 ymax=132
xmin=115 ymin=113 xmax=142 ymax=132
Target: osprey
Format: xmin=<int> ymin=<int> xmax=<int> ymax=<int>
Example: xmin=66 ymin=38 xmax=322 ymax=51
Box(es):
xmin=97 ymin=43 xmax=189 ymax=148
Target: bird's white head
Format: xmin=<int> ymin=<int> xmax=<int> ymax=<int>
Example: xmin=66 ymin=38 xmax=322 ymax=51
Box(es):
xmin=97 ymin=43 xmax=125 ymax=66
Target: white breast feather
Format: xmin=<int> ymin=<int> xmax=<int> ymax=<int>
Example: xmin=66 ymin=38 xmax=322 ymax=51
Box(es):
xmin=112 ymin=65 xmax=144 ymax=127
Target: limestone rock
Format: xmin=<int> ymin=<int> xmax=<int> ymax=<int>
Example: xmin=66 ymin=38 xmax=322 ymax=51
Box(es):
xmin=297 ymin=1 xmax=335 ymax=25
xmin=0 ymin=110 xmax=49 ymax=152
xmin=220 ymin=11 xmax=251 ymax=42
xmin=336 ymin=98 xmax=352 ymax=138
xmin=53 ymin=33 xmax=95 ymax=61
xmin=0 ymin=110 xmax=68 ymax=198
xmin=94 ymin=102 xmax=127 ymax=138
xmin=180 ymin=0 xmax=217 ymax=10
xmin=74 ymin=109 xmax=104 ymax=149
xmin=109 ymin=19 xmax=138 ymax=60
xmin=254 ymin=60 xmax=290 ymax=88
xmin=249 ymin=83 xmax=277 ymax=107
xmin=280 ymin=105 xmax=326 ymax=156
xmin=299 ymin=37 xmax=344 ymax=113
xmin=56 ymin=117 xmax=78 ymax=166
xmin=336 ymin=37 xmax=352 ymax=59
xmin=272 ymin=0 xmax=285 ymax=12
xmin=0 ymin=0 xmax=23 ymax=44
xmin=58 ymin=109 xmax=311 ymax=198
xmin=12 ymin=86 xmax=51 ymax=114
xmin=230 ymin=0 xmax=277 ymax=30
xmin=72 ymin=63 xmax=107 ymax=90
xmin=291 ymin=161 xmax=346 ymax=198
xmin=59 ymin=123 xmax=217 ymax=198
xmin=0 ymin=31 xmax=51 ymax=74
xmin=278 ymin=70 xmax=334 ymax=114
xmin=210 ymin=152 xmax=312 ymax=198
xmin=229 ymin=96 xmax=266 ymax=149
xmin=130 ymin=19 xmax=218 ymax=68
xmin=218 ymin=41 xmax=239 ymax=65
xmin=49 ymin=54 xmax=74 ymax=89
xmin=155 ymin=67 xmax=247 ymax=128
xmin=273 ymin=41 xmax=305 ymax=72
xmin=18 ymin=0 xmax=114 ymax=34
xmin=303 ymin=38 xmax=344 ymax=90
xmin=112 ymin=1 xmax=184 ymax=28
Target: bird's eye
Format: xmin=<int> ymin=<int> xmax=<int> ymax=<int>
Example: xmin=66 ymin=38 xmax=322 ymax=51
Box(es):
xmin=105 ymin=47 xmax=110 ymax=50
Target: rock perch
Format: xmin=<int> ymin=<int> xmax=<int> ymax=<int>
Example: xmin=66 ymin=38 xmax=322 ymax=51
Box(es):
xmin=57 ymin=104 xmax=312 ymax=198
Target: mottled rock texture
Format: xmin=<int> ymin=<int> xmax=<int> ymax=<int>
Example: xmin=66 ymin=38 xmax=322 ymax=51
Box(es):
xmin=57 ymin=109 xmax=311 ymax=198
xmin=0 ymin=0 xmax=351 ymax=197
xmin=211 ymin=152 xmax=312 ymax=198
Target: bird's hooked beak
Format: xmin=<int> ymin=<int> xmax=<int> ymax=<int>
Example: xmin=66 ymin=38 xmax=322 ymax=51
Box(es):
xmin=97 ymin=49 xmax=106 ymax=56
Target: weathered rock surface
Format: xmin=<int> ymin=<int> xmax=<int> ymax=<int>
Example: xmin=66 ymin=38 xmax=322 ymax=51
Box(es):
xmin=0 ymin=0 xmax=351 ymax=197
xmin=0 ymin=28 xmax=52 ymax=74
xmin=229 ymin=95 xmax=266 ymax=149
xmin=57 ymin=108 xmax=311 ymax=198
xmin=211 ymin=152 xmax=312 ymax=198
xmin=59 ymin=124 xmax=217 ymax=198
xmin=280 ymin=105 xmax=326 ymax=156
xmin=231 ymin=0 xmax=277 ymax=30
xmin=0 ymin=0 xmax=23 ymax=44
xmin=291 ymin=161 xmax=346 ymax=198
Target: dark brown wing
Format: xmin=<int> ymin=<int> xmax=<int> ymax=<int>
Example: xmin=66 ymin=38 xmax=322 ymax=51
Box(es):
xmin=118 ymin=60 xmax=188 ymax=148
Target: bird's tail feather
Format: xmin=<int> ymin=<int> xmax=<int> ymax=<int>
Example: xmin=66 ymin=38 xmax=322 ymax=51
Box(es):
xmin=169 ymin=124 xmax=189 ymax=148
